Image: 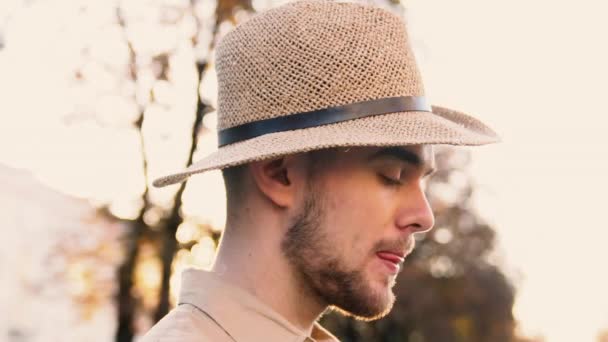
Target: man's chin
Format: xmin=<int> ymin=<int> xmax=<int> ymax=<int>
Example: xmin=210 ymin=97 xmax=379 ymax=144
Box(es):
xmin=330 ymin=303 xmax=394 ymax=322
xmin=331 ymin=287 xmax=396 ymax=321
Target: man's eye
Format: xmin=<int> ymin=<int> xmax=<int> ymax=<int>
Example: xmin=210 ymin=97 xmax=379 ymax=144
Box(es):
xmin=379 ymin=171 xmax=402 ymax=186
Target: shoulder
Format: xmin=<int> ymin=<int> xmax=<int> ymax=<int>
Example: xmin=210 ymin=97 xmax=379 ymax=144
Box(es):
xmin=138 ymin=304 xmax=228 ymax=342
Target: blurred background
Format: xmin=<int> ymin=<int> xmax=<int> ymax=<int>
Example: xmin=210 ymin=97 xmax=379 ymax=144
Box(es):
xmin=0 ymin=0 xmax=606 ymax=341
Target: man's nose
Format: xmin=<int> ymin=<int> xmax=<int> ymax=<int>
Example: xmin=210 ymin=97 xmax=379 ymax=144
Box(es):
xmin=395 ymin=184 xmax=435 ymax=234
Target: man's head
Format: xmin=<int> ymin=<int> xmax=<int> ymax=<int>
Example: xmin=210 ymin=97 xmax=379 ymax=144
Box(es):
xmin=222 ymin=145 xmax=435 ymax=320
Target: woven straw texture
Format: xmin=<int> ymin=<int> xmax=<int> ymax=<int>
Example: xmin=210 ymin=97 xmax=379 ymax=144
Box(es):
xmin=216 ymin=0 xmax=423 ymax=130
xmin=153 ymin=0 xmax=499 ymax=187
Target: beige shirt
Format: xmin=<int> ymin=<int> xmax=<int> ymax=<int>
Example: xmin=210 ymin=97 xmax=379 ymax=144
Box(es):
xmin=140 ymin=268 xmax=340 ymax=342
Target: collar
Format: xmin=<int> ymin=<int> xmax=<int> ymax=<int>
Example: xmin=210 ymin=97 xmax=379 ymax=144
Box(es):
xmin=177 ymin=268 xmax=339 ymax=342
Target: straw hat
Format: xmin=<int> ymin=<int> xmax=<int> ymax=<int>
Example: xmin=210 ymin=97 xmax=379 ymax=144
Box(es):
xmin=153 ymin=0 xmax=499 ymax=187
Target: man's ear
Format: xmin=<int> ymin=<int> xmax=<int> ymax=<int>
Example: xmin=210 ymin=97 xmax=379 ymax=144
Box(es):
xmin=248 ymin=155 xmax=304 ymax=208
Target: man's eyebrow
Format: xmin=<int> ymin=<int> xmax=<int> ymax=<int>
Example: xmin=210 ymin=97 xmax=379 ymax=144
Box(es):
xmin=369 ymin=147 xmax=422 ymax=165
xmin=369 ymin=147 xmax=436 ymax=177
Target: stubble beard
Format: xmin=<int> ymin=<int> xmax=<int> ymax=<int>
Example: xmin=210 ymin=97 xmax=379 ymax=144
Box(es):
xmin=280 ymin=185 xmax=396 ymax=321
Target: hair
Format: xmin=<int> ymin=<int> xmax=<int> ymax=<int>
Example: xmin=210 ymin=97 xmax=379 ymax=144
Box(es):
xmin=221 ymin=164 xmax=248 ymax=210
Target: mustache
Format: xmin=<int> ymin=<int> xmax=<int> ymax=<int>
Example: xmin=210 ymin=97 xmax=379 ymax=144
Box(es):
xmin=373 ymin=235 xmax=416 ymax=256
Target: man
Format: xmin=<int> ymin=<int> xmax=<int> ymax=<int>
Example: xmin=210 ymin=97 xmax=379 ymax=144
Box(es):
xmin=144 ymin=0 xmax=499 ymax=341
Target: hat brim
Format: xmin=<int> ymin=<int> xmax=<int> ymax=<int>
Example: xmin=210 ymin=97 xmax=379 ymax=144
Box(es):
xmin=152 ymin=105 xmax=499 ymax=187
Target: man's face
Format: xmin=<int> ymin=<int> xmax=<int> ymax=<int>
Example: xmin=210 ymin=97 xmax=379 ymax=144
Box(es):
xmin=281 ymin=145 xmax=436 ymax=321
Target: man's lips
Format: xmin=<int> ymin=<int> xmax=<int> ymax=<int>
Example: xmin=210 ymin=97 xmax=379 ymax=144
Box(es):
xmin=376 ymin=251 xmax=405 ymax=264
xmin=376 ymin=251 xmax=406 ymax=274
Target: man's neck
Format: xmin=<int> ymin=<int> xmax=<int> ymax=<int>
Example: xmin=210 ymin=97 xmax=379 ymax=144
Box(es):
xmin=211 ymin=222 xmax=327 ymax=333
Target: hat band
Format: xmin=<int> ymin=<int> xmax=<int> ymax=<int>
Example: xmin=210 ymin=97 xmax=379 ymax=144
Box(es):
xmin=217 ymin=95 xmax=431 ymax=147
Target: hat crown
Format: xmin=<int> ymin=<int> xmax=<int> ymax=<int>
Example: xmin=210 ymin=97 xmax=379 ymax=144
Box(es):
xmin=215 ymin=0 xmax=425 ymax=130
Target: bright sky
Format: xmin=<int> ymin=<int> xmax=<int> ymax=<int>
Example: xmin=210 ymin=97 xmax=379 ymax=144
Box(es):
xmin=1 ymin=0 xmax=607 ymax=341
xmin=407 ymin=1 xmax=608 ymax=341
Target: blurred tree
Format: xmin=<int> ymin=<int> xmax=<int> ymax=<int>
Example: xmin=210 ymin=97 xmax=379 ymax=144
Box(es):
xmin=0 ymin=164 xmax=127 ymax=342
xmin=111 ymin=1 xmax=253 ymax=341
